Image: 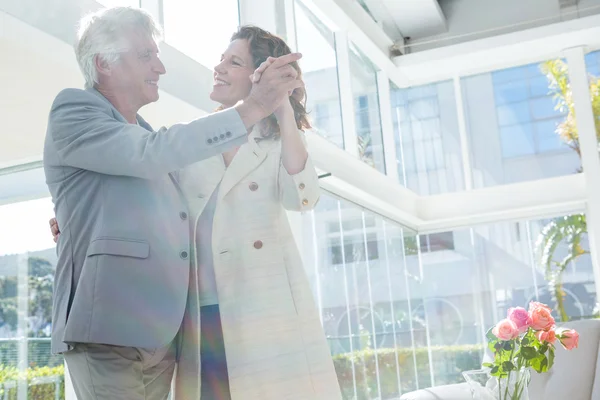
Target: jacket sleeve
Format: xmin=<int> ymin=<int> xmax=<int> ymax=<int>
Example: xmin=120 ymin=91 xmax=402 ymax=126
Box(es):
xmin=47 ymin=88 xmax=248 ymax=179
xmin=277 ymin=130 xmax=321 ymax=211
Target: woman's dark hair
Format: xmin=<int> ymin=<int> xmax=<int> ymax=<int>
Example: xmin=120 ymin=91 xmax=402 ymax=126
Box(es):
xmin=230 ymin=25 xmax=311 ymax=139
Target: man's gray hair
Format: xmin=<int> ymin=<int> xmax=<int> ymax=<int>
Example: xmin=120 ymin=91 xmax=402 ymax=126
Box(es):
xmin=75 ymin=7 xmax=163 ymax=88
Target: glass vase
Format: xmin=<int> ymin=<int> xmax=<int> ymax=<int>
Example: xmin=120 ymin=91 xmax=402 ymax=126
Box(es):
xmin=462 ymin=368 xmax=530 ymax=400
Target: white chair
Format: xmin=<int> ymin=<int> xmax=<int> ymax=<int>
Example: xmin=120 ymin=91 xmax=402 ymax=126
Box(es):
xmin=399 ymin=319 xmax=600 ymax=400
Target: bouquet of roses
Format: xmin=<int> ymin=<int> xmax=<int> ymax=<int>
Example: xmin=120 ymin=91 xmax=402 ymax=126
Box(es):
xmin=482 ymin=301 xmax=579 ymax=399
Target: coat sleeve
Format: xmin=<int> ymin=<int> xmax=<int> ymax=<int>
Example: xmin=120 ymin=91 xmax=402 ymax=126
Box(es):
xmin=277 ymin=130 xmax=321 ymax=212
xmin=47 ymin=88 xmax=248 ymax=179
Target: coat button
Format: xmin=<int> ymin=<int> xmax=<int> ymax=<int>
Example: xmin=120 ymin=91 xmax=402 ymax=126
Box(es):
xmin=207 ymin=138 xmax=213 ymax=144
xmin=180 ymin=251 xmax=188 ymax=259
xmin=225 ymin=131 xmax=232 ymax=137
xmin=213 ymin=136 xmax=219 ymax=142
xmin=249 ymin=182 xmax=259 ymax=191
xmin=299 ymin=183 xmax=305 ymax=190
xmin=253 ymin=240 xmax=263 ymax=249
xmin=179 ymin=211 xmax=187 ymax=220
xmin=302 ymin=199 xmax=309 ymax=206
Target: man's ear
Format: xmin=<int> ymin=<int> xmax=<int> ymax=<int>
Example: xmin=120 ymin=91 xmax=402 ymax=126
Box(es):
xmin=94 ymin=54 xmax=112 ymax=78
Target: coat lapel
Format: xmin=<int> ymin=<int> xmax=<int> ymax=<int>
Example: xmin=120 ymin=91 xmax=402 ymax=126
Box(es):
xmin=217 ymin=129 xmax=270 ymax=201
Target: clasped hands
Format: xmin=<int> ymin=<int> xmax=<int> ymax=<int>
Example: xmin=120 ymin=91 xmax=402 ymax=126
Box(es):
xmin=246 ymin=53 xmax=305 ymax=118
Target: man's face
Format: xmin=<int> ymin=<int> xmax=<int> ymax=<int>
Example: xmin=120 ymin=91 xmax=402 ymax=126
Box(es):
xmin=110 ymin=30 xmax=166 ymax=109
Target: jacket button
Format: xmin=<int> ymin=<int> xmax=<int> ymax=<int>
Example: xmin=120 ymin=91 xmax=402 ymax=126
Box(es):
xmin=207 ymin=138 xmax=213 ymax=144
xmin=299 ymin=183 xmax=305 ymax=190
xmin=179 ymin=211 xmax=187 ymax=220
xmin=225 ymin=131 xmax=232 ymax=137
xmin=302 ymin=199 xmax=309 ymax=206
xmin=253 ymin=240 xmax=263 ymax=249
xmin=249 ymin=182 xmax=259 ymax=191
xmin=180 ymin=251 xmax=188 ymax=259
xmin=213 ymin=136 xmax=219 ymax=142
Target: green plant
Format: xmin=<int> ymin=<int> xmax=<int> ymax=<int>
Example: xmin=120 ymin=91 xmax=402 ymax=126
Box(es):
xmin=0 ymin=364 xmax=64 ymax=400
xmin=0 ymin=257 xmax=54 ymax=336
xmin=331 ymin=344 xmax=484 ymax=399
xmin=536 ymin=59 xmax=599 ymax=322
xmin=535 ymin=215 xmax=588 ymax=322
xmin=541 ymin=59 xmax=600 ymax=158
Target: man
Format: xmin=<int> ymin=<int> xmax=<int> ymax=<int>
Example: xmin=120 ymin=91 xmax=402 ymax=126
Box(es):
xmin=43 ymin=6 xmax=301 ymax=399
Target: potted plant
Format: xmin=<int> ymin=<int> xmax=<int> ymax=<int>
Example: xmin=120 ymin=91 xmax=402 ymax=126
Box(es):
xmin=462 ymin=301 xmax=579 ymax=400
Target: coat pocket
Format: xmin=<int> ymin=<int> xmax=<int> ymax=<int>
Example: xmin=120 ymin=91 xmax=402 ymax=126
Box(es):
xmin=87 ymin=238 xmax=150 ymax=259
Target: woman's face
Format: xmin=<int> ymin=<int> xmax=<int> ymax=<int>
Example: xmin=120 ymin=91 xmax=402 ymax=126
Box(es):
xmin=210 ymin=39 xmax=255 ymax=108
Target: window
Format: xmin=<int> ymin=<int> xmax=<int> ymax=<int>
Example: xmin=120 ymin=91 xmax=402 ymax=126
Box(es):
xmin=391 ymin=81 xmax=464 ymax=195
xmin=329 ymin=234 xmax=379 ymax=265
xmin=403 ymin=232 xmax=455 ymax=254
xmin=302 ymin=205 xmax=597 ymax=396
xmin=163 ymin=0 xmax=239 ymax=69
xmin=462 ymin=60 xmax=580 ymax=188
xmin=492 ymin=64 xmax=567 ymax=158
xmin=349 ymin=44 xmax=385 ymax=173
xmin=0 ymin=196 xmax=63 ymax=397
xmin=326 ymin=215 xmax=379 ymax=264
xmin=294 ymin=0 xmax=344 ymax=148
xmin=420 ymin=232 xmax=455 ymax=253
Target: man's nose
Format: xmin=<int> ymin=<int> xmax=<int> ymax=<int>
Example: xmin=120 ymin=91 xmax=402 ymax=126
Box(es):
xmin=154 ymin=57 xmax=166 ymax=75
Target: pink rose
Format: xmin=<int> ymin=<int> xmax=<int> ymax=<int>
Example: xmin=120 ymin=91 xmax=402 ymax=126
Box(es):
xmin=557 ymin=329 xmax=579 ymax=350
xmin=507 ymin=307 xmax=531 ymax=333
xmin=535 ymin=328 xmax=556 ymax=344
xmin=529 ymin=301 xmax=552 ymax=314
xmin=529 ymin=303 xmax=555 ymax=331
xmin=492 ymin=319 xmax=519 ymax=341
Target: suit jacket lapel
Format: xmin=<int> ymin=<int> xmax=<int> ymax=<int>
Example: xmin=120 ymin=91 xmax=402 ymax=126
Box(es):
xmin=136 ymin=114 xmax=153 ymax=131
xmin=217 ymin=129 xmax=269 ymax=201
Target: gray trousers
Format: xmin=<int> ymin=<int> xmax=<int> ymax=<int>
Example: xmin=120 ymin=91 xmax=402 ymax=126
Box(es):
xmin=63 ymin=340 xmax=177 ymax=400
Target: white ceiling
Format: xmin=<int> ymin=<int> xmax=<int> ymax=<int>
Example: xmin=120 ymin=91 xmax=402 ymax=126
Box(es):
xmin=357 ymin=0 xmax=600 ymax=52
xmin=360 ymin=0 xmax=447 ymax=40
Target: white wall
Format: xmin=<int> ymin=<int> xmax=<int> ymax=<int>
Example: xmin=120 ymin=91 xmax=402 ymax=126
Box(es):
xmin=0 ymin=10 xmax=208 ymax=166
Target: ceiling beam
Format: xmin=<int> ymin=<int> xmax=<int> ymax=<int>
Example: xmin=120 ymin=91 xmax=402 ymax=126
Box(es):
xmin=308 ymin=134 xmax=587 ymax=233
xmin=393 ymin=12 xmax=600 ymax=87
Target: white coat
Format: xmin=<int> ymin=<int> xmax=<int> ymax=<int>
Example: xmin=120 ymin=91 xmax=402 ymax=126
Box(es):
xmin=173 ymin=128 xmax=342 ymax=400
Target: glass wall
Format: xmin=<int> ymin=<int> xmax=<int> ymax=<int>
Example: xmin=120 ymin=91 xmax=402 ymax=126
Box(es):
xmin=294 ymin=0 xmax=344 ymax=149
xmin=301 ymin=201 xmax=596 ymax=398
xmin=390 ymin=81 xmax=464 ymax=195
xmin=584 ymin=50 xmax=600 ymax=163
xmin=462 ymin=59 xmax=580 ymax=188
xmin=349 ymin=44 xmax=385 ymax=173
xmin=0 ymin=192 xmax=63 ymax=399
xmin=301 ymin=194 xmax=421 ymax=398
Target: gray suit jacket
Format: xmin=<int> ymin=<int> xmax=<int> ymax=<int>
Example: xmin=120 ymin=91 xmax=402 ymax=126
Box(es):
xmin=43 ymin=87 xmax=247 ymax=354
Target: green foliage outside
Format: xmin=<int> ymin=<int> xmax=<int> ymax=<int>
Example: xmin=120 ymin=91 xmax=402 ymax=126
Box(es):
xmin=537 ymin=60 xmax=598 ymax=322
xmin=331 ymin=344 xmax=483 ymax=400
xmin=0 ymin=365 xmax=64 ymax=400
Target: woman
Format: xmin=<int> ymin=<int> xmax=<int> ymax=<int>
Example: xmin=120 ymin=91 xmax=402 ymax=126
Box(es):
xmin=51 ymin=26 xmax=342 ymax=400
